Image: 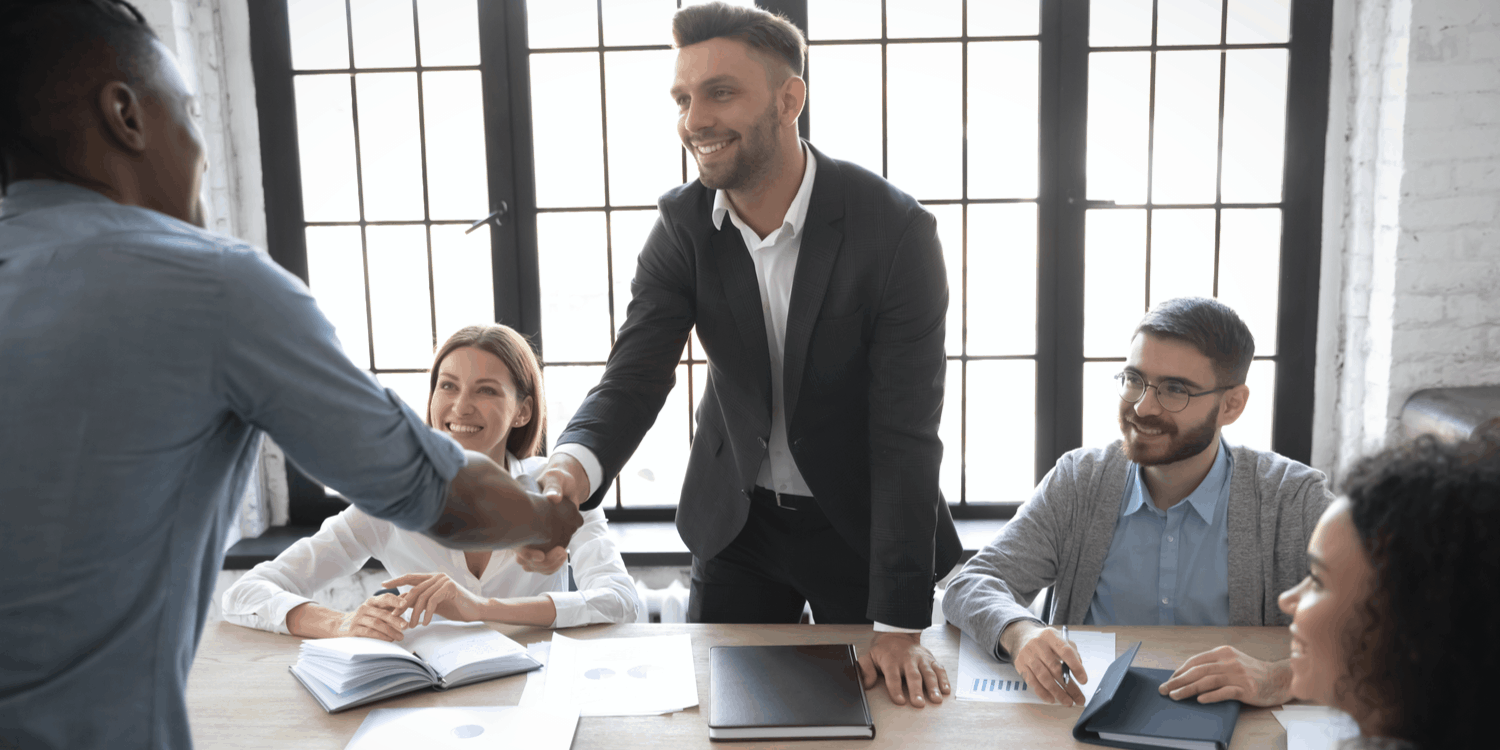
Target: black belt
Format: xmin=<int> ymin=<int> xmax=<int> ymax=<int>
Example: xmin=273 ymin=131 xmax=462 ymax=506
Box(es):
xmin=750 ymin=486 xmax=816 ymax=511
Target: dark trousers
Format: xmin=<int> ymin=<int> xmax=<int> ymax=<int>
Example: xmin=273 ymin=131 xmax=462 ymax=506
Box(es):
xmin=688 ymin=487 xmax=871 ymax=625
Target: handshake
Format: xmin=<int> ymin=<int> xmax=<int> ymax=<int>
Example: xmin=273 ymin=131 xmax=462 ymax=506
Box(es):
xmin=427 ymin=451 xmax=594 ymax=554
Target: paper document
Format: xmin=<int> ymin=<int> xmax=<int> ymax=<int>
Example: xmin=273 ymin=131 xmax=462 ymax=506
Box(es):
xmin=517 ymin=641 xmax=551 ymax=708
xmin=540 ymin=633 xmax=698 ymax=716
xmin=956 ymin=630 xmax=1116 ymax=704
xmin=343 ymin=705 xmax=579 ymax=750
xmin=1274 ymin=706 xmax=1360 ymax=750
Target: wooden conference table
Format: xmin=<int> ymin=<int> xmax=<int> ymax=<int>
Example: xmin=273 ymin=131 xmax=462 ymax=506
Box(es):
xmin=187 ymin=621 xmax=1296 ymax=749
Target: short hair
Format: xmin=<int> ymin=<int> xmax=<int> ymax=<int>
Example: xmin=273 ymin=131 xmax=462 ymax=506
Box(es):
xmin=426 ymin=324 xmax=548 ymax=460
xmin=1338 ymin=430 xmax=1500 ymax=748
xmin=671 ymin=1 xmax=806 ymax=80
xmin=1134 ymin=297 xmax=1255 ymax=387
xmin=0 ymin=0 xmax=161 ymax=195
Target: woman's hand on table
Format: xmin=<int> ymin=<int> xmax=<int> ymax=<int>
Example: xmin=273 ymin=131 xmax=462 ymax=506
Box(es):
xmin=286 ymin=594 xmax=409 ymax=642
xmin=383 ymin=572 xmax=493 ymax=626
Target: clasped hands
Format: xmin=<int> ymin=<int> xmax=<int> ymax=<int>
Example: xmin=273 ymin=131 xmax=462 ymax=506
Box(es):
xmin=1003 ymin=621 xmax=1292 ymax=708
xmin=329 ymin=544 xmax=566 ymax=642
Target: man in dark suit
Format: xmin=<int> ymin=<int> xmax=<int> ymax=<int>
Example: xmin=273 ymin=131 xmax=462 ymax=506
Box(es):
xmin=538 ymin=1 xmax=960 ymax=708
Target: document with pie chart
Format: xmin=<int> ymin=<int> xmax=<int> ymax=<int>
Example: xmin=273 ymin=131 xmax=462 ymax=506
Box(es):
xmin=541 ymin=633 xmax=699 ymax=716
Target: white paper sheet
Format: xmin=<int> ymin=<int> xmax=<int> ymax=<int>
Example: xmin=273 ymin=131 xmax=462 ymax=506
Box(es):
xmin=343 ymin=705 xmax=579 ymax=750
xmin=1274 ymin=706 xmax=1360 ymax=749
xmin=956 ymin=630 xmax=1117 ymax=704
xmin=540 ymin=633 xmax=698 ymax=716
xmin=517 ymin=641 xmax=550 ymax=708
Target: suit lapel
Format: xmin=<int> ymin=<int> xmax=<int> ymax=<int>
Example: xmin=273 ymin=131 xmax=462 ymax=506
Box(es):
xmin=713 ymin=221 xmax=773 ymax=415
xmin=782 ymin=146 xmax=845 ymax=421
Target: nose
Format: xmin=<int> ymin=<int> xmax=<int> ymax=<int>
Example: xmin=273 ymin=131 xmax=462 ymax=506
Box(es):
xmin=1134 ymin=386 xmax=1165 ymax=417
xmin=1277 ymin=579 xmax=1303 ymax=616
xmin=682 ymin=97 xmax=713 ymax=138
xmin=451 ymin=390 xmax=476 ymax=415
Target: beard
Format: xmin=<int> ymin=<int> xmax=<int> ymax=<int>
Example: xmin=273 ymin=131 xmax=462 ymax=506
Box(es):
xmin=688 ymin=98 xmax=781 ymax=191
xmin=1118 ymin=400 xmax=1220 ymax=466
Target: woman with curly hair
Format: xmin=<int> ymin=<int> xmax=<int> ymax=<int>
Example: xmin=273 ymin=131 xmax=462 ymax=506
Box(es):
xmin=1277 ymin=429 xmax=1500 ymax=747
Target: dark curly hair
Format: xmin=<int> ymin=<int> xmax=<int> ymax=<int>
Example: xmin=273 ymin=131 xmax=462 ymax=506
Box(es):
xmin=0 ymin=0 xmax=158 ymax=195
xmin=1337 ymin=429 xmax=1500 ymax=748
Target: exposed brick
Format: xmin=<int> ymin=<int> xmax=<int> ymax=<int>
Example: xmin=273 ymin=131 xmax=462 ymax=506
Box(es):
xmin=1453 ymin=159 xmax=1500 ymax=190
xmin=1400 ymin=194 xmax=1497 ymax=229
xmin=1395 ymin=294 xmax=1447 ymax=325
xmin=1403 ymin=163 xmax=1454 ymax=194
xmin=1407 ymin=63 xmax=1500 ymax=96
xmin=1462 ymin=95 xmax=1500 ymax=125
xmin=1402 ymin=126 xmax=1500 ymax=161
xmin=1402 ymin=97 xmax=1463 ymax=130
xmin=1445 ymin=294 xmax=1500 ymax=325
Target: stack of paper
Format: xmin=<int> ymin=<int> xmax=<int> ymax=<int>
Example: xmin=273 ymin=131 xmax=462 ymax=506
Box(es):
xmin=956 ymin=630 xmax=1117 ymax=705
xmin=529 ymin=633 xmax=699 ymax=716
xmin=1274 ymin=705 xmax=1360 ymax=750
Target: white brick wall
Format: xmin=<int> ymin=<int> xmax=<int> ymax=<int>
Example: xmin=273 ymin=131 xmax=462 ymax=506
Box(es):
xmin=1316 ymin=0 xmax=1500 ymax=477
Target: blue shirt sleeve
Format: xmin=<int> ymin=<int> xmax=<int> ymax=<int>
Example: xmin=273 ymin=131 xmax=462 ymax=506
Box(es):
xmin=212 ymin=244 xmax=465 ymax=532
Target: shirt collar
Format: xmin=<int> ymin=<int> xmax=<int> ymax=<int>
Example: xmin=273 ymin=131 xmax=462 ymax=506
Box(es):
xmin=0 ymin=179 xmax=116 ymax=220
xmin=710 ymin=142 xmax=817 ymax=244
xmin=1125 ymin=438 xmax=1231 ymax=522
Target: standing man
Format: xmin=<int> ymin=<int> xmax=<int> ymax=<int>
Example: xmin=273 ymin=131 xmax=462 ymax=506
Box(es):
xmin=0 ymin=3 xmax=579 ymax=747
xmin=538 ymin=2 xmax=960 ymax=707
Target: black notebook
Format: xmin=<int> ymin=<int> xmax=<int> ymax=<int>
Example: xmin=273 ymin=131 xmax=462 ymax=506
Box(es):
xmin=708 ymin=644 xmax=875 ymax=742
xmin=1073 ymin=642 xmax=1242 ymax=750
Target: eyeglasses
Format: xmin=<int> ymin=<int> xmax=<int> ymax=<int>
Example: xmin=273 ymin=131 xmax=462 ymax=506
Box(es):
xmin=1114 ymin=371 xmax=1231 ymax=413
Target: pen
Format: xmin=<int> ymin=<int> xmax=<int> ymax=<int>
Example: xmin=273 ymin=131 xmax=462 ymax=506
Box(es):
xmin=1061 ymin=625 xmax=1072 ymax=688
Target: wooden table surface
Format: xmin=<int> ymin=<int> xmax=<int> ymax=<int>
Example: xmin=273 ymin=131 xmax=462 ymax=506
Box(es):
xmin=187 ymin=621 xmax=1297 ymax=749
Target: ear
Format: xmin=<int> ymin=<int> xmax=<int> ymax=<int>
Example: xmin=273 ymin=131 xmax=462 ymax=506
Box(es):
xmin=97 ymin=81 xmax=149 ymax=154
xmin=512 ymin=395 xmax=534 ymax=429
xmin=779 ymin=75 xmax=806 ymax=127
xmin=1217 ymin=383 xmax=1249 ymax=426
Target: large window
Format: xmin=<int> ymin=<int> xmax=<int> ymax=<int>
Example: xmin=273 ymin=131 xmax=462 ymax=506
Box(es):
xmin=251 ymin=0 xmax=1329 ymax=518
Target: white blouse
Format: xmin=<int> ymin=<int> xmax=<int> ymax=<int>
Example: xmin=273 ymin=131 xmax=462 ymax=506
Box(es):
xmin=221 ymin=455 xmax=639 ymax=632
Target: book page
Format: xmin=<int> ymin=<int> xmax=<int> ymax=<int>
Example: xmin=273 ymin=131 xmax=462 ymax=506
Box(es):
xmin=401 ymin=621 xmax=527 ymax=678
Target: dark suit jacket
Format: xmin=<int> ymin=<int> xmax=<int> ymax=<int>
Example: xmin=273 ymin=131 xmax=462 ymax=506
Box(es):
xmin=556 ymin=142 xmax=961 ymax=628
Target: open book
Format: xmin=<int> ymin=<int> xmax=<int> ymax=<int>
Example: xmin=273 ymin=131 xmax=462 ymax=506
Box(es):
xmin=289 ymin=621 xmax=542 ymax=712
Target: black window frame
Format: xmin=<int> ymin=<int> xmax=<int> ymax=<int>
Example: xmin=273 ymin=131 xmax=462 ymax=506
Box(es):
xmin=248 ymin=0 xmax=1331 ymax=525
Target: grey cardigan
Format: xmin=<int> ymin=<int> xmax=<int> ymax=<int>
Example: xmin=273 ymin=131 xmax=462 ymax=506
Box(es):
xmin=942 ymin=440 xmax=1332 ymax=657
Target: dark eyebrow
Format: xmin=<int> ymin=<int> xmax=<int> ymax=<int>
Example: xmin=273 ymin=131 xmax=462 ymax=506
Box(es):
xmin=672 ymin=74 xmax=739 ymax=98
xmin=1307 ymin=553 xmax=1326 ymax=570
xmin=1123 ymin=366 xmax=1205 ymax=391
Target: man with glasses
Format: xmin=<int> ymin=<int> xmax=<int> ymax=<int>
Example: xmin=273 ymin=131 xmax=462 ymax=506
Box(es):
xmin=943 ymin=297 xmax=1331 ymax=708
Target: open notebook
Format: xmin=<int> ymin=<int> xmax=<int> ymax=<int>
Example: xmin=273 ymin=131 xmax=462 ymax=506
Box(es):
xmin=289 ymin=621 xmax=542 ymax=712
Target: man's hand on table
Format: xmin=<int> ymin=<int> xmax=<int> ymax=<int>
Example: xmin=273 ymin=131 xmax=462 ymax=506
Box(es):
xmin=858 ymin=631 xmax=951 ymax=708
xmin=1001 ymin=620 xmax=1089 ymax=706
xmin=539 ymin=452 xmax=589 ymax=508
xmin=1159 ymin=646 xmax=1292 ymax=706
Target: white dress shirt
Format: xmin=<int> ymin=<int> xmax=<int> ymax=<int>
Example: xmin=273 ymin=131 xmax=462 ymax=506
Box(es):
xmin=555 ymin=147 xmax=919 ymax=633
xmin=221 ymin=455 xmax=639 ymax=632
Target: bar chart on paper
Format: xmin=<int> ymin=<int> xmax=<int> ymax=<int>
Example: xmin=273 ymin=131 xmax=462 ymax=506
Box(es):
xmin=970 ymin=678 xmax=1032 ymax=695
xmin=955 ymin=630 xmax=1116 ymax=704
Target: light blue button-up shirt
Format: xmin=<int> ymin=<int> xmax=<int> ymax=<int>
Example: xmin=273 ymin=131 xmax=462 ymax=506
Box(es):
xmin=1085 ymin=440 xmax=1233 ymax=626
xmin=0 ymin=181 xmax=466 ymax=749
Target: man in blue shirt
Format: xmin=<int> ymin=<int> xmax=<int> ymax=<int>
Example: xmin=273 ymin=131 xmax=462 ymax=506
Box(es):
xmin=0 ymin=3 xmax=580 ymax=748
xmin=943 ymin=297 xmax=1332 ymax=708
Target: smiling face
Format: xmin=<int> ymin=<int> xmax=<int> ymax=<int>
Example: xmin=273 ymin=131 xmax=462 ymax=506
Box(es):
xmin=427 ymin=346 xmax=533 ymax=463
xmin=671 ymin=36 xmax=791 ymax=192
xmin=1117 ymin=333 xmax=1239 ymax=466
xmin=1278 ymin=498 xmax=1375 ymax=710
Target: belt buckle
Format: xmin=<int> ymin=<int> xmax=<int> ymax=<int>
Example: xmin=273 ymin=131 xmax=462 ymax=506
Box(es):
xmin=775 ymin=492 xmax=797 ymax=510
